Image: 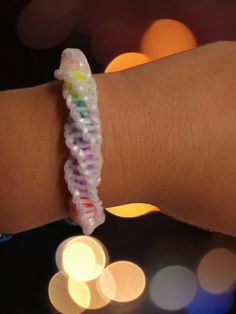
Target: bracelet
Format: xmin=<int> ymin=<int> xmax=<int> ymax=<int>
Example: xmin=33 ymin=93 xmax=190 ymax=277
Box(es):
xmin=54 ymin=49 xmax=105 ymax=235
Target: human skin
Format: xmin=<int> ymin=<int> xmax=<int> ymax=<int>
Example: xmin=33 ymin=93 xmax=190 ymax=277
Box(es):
xmin=0 ymin=41 xmax=235 ymax=236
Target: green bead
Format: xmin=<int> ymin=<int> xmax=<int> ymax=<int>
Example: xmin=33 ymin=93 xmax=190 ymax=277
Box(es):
xmin=71 ymin=90 xmax=79 ymax=98
xmin=75 ymin=100 xmax=86 ymax=108
xmin=75 ymin=100 xmax=90 ymax=118
xmin=81 ymin=112 xmax=90 ymax=118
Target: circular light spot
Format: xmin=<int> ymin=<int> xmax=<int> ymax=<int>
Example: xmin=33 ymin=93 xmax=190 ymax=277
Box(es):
xmin=197 ymin=248 xmax=236 ymax=294
xmin=17 ymin=1 xmax=76 ymax=49
xmin=105 ymin=52 xmax=150 ymax=73
xmin=62 ymin=236 xmax=107 ymax=281
xmin=68 ymin=277 xmax=111 ymax=310
xmin=48 ymin=272 xmax=88 ymax=314
xmin=55 ymin=236 xmax=76 ymax=271
xmin=106 ymin=203 xmax=159 ymax=218
xmin=99 ymin=261 xmax=146 ymax=302
xmin=140 ymin=19 xmax=197 ymax=60
xmin=150 ymin=265 xmax=197 ymax=311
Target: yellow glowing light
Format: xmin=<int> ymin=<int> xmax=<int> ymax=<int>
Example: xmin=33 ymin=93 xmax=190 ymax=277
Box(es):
xmin=106 ymin=203 xmax=159 ymax=218
xmin=140 ymin=19 xmax=197 ymax=60
xmin=98 ymin=261 xmax=146 ymax=302
xmin=105 ymin=52 xmax=150 ymax=73
xmin=68 ymin=277 xmax=111 ymax=310
xmin=48 ymin=272 xmax=88 ymax=314
xmin=62 ymin=236 xmax=107 ymax=282
xmin=63 ymin=242 xmax=96 ymax=279
xmin=197 ymin=248 xmax=236 ymax=294
xmin=55 ymin=236 xmax=76 ymax=271
xmin=150 ymin=265 xmax=197 ymax=311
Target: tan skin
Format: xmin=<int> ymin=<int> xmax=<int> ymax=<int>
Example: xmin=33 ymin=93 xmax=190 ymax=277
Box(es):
xmin=0 ymin=41 xmax=236 ymax=236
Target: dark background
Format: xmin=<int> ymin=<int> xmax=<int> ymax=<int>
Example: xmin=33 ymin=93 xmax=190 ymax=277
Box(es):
xmin=0 ymin=1 xmax=236 ymax=313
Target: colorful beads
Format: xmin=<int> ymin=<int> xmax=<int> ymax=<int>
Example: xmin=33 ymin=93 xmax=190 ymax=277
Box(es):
xmin=55 ymin=48 xmax=105 ymax=235
xmin=75 ymin=100 xmax=89 ymax=118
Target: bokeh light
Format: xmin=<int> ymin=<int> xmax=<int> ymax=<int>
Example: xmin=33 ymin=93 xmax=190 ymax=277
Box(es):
xmin=68 ymin=276 xmax=111 ymax=310
xmin=99 ymin=261 xmax=146 ymax=302
xmin=55 ymin=236 xmax=76 ymax=271
xmin=106 ymin=203 xmax=159 ymax=218
xmin=140 ymin=19 xmax=197 ymax=60
xmin=60 ymin=236 xmax=108 ymax=282
xmin=197 ymin=248 xmax=236 ymax=294
xmin=150 ymin=265 xmax=197 ymax=311
xmin=187 ymin=286 xmax=234 ymax=314
xmin=75 ymin=1 xmax=137 ymax=34
xmin=48 ymin=271 xmax=87 ymax=314
xmin=105 ymin=52 xmax=150 ymax=73
xmin=17 ymin=0 xmax=77 ymax=49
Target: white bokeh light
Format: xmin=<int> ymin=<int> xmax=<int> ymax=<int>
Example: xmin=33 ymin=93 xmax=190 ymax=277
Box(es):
xmin=150 ymin=265 xmax=197 ymax=311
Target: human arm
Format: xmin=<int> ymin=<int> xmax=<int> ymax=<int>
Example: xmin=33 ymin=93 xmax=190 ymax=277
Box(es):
xmin=0 ymin=41 xmax=236 ymax=236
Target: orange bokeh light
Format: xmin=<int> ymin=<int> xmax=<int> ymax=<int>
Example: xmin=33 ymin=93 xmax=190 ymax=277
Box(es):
xmin=105 ymin=52 xmax=150 ymax=73
xmin=98 ymin=261 xmax=146 ymax=302
xmin=197 ymin=248 xmax=236 ymax=294
xmin=68 ymin=276 xmax=111 ymax=310
xmin=106 ymin=203 xmax=160 ymax=218
xmin=140 ymin=19 xmax=197 ymax=60
xmin=48 ymin=272 xmax=87 ymax=314
xmin=51 ymin=238 xmax=146 ymax=311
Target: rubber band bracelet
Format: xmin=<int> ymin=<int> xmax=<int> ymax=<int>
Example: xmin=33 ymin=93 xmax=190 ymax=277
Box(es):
xmin=54 ymin=49 xmax=105 ymax=235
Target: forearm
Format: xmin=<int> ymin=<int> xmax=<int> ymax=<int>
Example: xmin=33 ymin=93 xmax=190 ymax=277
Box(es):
xmin=0 ymin=41 xmax=235 ymax=236
xmin=101 ymin=41 xmax=236 ymax=236
xmin=0 ymin=82 xmax=70 ymax=233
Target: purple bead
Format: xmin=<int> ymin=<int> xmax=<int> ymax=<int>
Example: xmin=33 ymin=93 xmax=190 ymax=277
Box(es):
xmin=86 ymin=164 xmax=94 ymax=170
xmin=85 ymin=154 xmax=93 ymax=161
xmin=79 ymin=180 xmax=86 ymax=185
xmin=82 ymin=147 xmax=91 ymax=152
xmin=73 ymin=168 xmax=80 ymax=174
xmin=72 ymin=159 xmax=79 ymax=166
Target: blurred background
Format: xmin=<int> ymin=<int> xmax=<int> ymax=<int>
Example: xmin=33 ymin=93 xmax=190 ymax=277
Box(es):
xmin=0 ymin=1 xmax=236 ymax=313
